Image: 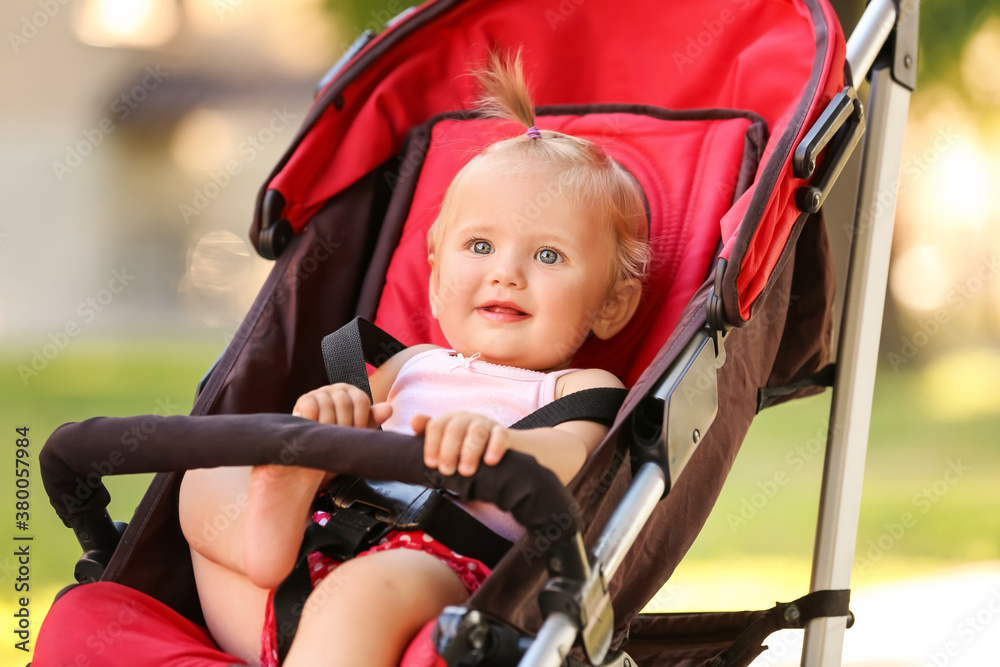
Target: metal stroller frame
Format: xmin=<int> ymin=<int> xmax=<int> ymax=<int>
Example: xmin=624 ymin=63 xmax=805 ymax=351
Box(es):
xmin=514 ymin=0 xmax=918 ymax=664
xmin=800 ymin=1 xmax=916 ymax=664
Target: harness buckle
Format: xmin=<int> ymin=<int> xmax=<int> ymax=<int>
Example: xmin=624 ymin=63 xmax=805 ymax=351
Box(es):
xmin=323 ymin=476 xmax=442 ymax=529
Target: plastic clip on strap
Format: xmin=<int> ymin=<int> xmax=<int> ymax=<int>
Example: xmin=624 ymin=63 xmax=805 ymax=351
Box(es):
xmin=711 ymin=589 xmax=853 ymax=667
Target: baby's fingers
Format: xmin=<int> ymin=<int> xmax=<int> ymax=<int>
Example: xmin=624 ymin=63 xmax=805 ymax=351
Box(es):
xmin=369 ymin=402 xmax=393 ymax=428
xmin=435 ymin=414 xmax=475 ymax=476
xmin=457 ymin=420 xmax=493 ymax=477
xmin=329 ymin=386 xmax=366 ymax=426
xmin=483 ymin=425 xmax=510 ymax=466
xmin=292 ymin=394 xmax=320 ymax=421
xmin=412 ymin=414 xmax=437 ymax=466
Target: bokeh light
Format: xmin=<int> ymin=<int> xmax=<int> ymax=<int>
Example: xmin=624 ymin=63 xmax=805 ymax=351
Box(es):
xmin=961 ymin=16 xmax=1000 ymax=107
xmin=919 ymin=139 xmax=993 ymax=231
xmin=889 ymin=244 xmax=950 ymax=311
xmin=72 ymin=0 xmax=180 ymax=48
xmin=185 ymin=230 xmax=251 ymax=293
xmin=170 ymin=109 xmax=237 ymax=174
xmin=920 ymin=348 xmax=1000 ymax=421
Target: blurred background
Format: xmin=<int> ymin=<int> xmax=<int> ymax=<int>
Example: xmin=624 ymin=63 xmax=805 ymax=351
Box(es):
xmin=1 ymin=0 xmax=998 ymax=665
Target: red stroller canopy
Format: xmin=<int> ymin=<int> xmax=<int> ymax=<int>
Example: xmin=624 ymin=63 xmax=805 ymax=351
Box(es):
xmin=258 ymin=0 xmax=845 ymax=326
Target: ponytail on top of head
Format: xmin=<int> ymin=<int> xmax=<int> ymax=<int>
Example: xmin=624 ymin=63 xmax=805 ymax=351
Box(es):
xmin=429 ymin=48 xmax=652 ymax=288
xmin=472 ymin=49 xmax=537 ymax=131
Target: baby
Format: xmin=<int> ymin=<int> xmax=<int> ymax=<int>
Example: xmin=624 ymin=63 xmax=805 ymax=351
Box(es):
xmin=178 ymin=50 xmax=651 ymax=667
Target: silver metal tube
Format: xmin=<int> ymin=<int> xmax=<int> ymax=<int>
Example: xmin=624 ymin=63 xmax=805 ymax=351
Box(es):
xmin=845 ymin=0 xmax=897 ymax=83
xmin=800 ymin=66 xmax=912 ymax=667
xmin=592 ymin=463 xmax=667 ymax=580
xmin=518 ymin=612 xmax=578 ymax=667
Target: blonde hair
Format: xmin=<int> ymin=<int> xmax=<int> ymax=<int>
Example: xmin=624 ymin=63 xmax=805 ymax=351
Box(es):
xmin=428 ymin=49 xmax=651 ymax=287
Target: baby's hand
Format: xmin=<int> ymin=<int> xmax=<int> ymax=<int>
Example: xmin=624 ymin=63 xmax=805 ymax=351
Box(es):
xmin=292 ymin=383 xmax=392 ymax=428
xmin=413 ymin=411 xmax=510 ymax=477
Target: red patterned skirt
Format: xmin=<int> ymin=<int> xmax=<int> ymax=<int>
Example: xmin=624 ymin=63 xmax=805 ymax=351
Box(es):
xmin=259 ymin=511 xmax=490 ymax=666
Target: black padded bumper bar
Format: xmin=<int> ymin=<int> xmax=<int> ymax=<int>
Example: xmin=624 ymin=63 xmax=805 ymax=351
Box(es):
xmin=40 ymin=414 xmax=581 ymax=581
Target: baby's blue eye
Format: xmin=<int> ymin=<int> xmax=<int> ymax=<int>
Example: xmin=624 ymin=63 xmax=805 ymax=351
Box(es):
xmin=536 ymin=248 xmax=562 ymax=265
xmin=472 ymin=240 xmax=493 ymax=255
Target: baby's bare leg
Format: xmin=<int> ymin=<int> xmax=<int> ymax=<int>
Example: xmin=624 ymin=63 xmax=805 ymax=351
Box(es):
xmin=243 ymin=465 xmax=334 ymax=589
xmin=283 ymin=548 xmax=468 ymax=667
xmin=179 ymin=466 xmax=273 ymax=660
xmin=180 ymin=466 xmax=257 ymax=574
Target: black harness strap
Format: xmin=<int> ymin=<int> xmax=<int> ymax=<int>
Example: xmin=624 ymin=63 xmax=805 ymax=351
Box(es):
xmin=756 ymin=363 xmax=835 ymax=412
xmin=274 ymin=317 xmax=628 ymax=664
xmin=320 ymin=316 xmax=406 ymax=400
xmin=713 ymin=589 xmax=853 ymax=666
xmin=272 ymin=509 xmax=390 ymax=661
xmin=509 ymin=387 xmax=628 ymax=430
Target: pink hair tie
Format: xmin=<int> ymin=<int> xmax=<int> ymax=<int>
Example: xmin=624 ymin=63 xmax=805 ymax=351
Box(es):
xmin=526 ymin=126 xmax=542 ymax=139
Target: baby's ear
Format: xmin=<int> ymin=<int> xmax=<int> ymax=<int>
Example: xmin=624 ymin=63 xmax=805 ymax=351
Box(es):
xmin=427 ymin=253 xmax=439 ymax=318
xmin=591 ymin=278 xmax=642 ymax=340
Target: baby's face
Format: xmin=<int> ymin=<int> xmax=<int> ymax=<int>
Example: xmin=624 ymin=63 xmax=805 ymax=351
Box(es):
xmin=428 ymin=161 xmax=616 ymax=371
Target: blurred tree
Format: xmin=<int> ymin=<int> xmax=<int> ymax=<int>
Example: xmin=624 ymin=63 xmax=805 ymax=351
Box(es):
xmin=832 ymin=0 xmax=997 ymax=96
xmin=322 ymin=0 xmax=996 ymax=92
xmin=917 ymin=0 xmax=996 ymax=91
xmin=323 ymin=0 xmax=421 ymax=52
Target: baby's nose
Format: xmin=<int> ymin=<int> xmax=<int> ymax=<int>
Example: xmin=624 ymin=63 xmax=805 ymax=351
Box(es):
xmin=489 ymin=254 xmax=526 ymax=287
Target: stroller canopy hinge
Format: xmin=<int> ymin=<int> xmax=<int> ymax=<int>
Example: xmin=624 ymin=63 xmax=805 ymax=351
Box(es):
xmin=793 ymin=86 xmax=866 ymax=215
xmin=706 ymin=258 xmax=731 ymax=333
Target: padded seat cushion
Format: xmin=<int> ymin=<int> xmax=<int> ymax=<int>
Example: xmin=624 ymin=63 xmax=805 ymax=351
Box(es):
xmin=374 ymin=109 xmax=765 ymax=385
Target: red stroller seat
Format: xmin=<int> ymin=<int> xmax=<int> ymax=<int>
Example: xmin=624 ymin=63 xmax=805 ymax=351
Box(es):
xmin=37 ymin=0 xmax=918 ymax=664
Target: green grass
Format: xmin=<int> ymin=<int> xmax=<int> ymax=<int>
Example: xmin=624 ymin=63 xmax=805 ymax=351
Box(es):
xmin=3 ymin=340 xmax=999 ymax=658
xmin=1 ymin=339 xmax=223 ymax=665
xmin=661 ymin=361 xmax=1000 ymax=612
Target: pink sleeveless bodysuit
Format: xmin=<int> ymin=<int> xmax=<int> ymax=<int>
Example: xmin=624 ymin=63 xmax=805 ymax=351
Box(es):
xmin=259 ymin=349 xmax=578 ymax=665
xmin=381 ymin=347 xmax=578 ymax=541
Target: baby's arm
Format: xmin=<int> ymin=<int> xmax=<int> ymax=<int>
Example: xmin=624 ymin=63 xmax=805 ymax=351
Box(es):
xmin=414 ymin=368 xmax=621 ymax=485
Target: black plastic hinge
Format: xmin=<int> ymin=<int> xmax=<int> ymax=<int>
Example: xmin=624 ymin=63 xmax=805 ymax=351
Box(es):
xmin=706 ymin=258 xmax=731 ymax=332
xmin=258 ymin=189 xmax=293 ymax=260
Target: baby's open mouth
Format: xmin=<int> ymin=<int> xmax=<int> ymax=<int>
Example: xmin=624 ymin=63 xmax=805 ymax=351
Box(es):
xmin=478 ymin=302 xmax=530 ymax=320
xmin=481 ymin=305 xmax=527 ymax=315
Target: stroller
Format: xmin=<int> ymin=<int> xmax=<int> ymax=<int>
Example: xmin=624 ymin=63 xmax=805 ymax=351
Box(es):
xmin=35 ymin=0 xmax=918 ymax=665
